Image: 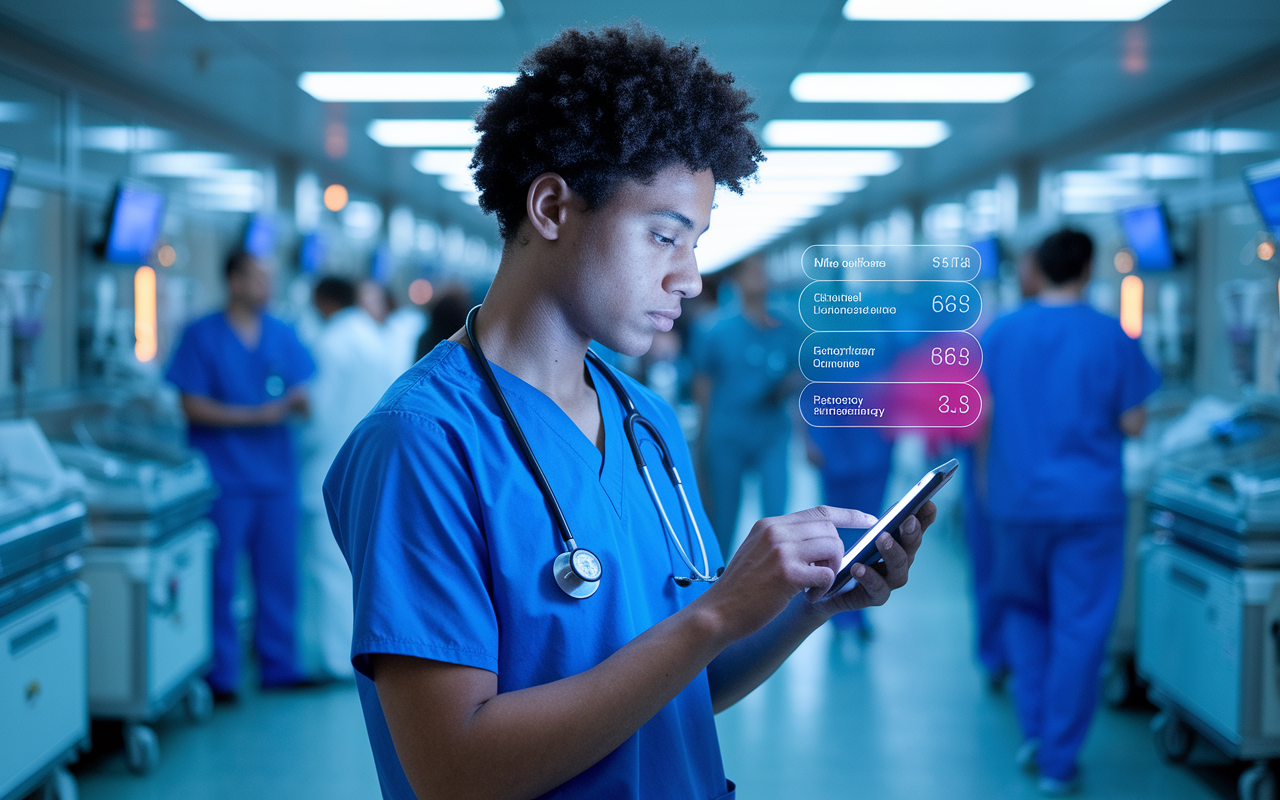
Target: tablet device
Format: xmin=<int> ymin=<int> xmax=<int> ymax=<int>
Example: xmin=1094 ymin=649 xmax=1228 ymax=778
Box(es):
xmin=823 ymin=458 xmax=959 ymax=599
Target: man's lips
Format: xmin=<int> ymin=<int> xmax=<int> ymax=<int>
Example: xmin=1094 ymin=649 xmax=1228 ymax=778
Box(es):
xmin=646 ymin=309 xmax=680 ymax=331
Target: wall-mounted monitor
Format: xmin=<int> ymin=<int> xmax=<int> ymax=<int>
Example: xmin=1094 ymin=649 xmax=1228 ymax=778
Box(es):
xmin=969 ymin=236 xmax=1000 ymax=280
xmin=0 ymin=148 xmax=18 ymax=228
xmin=243 ymin=213 xmax=277 ymax=258
xmin=1244 ymin=157 xmax=1280 ymax=238
xmin=1119 ymin=203 xmax=1175 ymax=270
xmin=299 ymin=231 xmax=326 ymax=274
xmin=104 ymin=181 xmax=166 ymax=265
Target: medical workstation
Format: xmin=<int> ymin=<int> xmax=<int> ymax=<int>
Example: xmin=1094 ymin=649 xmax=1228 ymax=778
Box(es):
xmin=3 ymin=1 xmax=1280 ymax=799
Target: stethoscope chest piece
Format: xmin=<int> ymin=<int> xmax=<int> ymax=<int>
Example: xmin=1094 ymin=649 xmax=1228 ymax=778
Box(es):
xmin=553 ymin=547 xmax=602 ymax=599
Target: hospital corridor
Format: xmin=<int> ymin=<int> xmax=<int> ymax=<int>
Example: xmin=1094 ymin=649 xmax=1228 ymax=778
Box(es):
xmin=4 ymin=1 xmax=1280 ymax=799
xmin=62 ymin=446 xmax=1239 ymax=800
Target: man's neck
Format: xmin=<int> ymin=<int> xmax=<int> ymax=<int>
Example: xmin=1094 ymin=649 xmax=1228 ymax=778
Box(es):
xmin=1036 ymin=282 xmax=1086 ymax=306
xmin=741 ymin=296 xmax=776 ymax=328
xmin=452 ymin=263 xmax=594 ymax=408
xmin=224 ymin=301 xmax=263 ymax=348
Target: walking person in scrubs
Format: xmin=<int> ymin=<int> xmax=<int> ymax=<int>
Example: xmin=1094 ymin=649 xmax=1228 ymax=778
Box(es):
xmin=805 ymin=425 xmax=894 ymax=645
xmin=325 ymin=25 xmax=934 ymax=800
xmin=693 ymin=254 xmax=805 ymax=559
xmin=166 ymin=250 xmax=315 ymax=701
xmin=982 ymin=229 xmax=1160 ymax=795
xmin=298 ymin=277 xmax=397 ymax=680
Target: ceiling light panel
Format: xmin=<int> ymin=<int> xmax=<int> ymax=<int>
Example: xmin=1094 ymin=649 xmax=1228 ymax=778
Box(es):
xmin=299 ymin=72 xmax=516 ymax=102
xmin=842 ymin=0 xmax=1171 ymax=21
xmin=792 ymin=73 xmax=1033 ymax=103
xmin=368 ymin=120 xmax=478 ymax=147
xmin=763 ymin=120 xmax=950 ymax=148
xmin=758 ymin=149 xmax=902 ymax=176
xmin=412 ymin=149 xmax=475 ymax=175
xmin=178 ymin=0 xmax=503 ymax=21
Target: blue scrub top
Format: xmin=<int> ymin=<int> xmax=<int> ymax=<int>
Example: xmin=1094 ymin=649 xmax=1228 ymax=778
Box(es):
xmin=166 ymin=311 xmax=315 ymax=493
xmin=324 ymin=342 xmax=730 ymax=800
xmin=981 ymin=301 xmax=1160 ymax=522
xmin=692 ymin=310 xmax=803 ymax=441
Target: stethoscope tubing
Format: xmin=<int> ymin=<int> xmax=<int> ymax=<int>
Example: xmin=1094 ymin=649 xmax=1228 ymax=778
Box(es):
xmin=463 ymin=304 xmax=718 ymax=587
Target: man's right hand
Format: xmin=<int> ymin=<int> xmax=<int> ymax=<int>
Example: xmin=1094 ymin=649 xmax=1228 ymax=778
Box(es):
xmin=697 ymin=505 xmax=873 ymax=642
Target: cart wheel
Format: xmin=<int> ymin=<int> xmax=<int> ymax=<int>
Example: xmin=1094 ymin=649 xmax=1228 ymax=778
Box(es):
xmin=124 ymin=724 xmax=160 ymax=775
xmin=1102 ymin=657 xmax=1134 ymax=708
xmin=1240 ymin=763 xmax=1276 ymax=800
xmin=1152 ymin=712 xmax=1195 ymax=762
xmin=186 ymin=678 xmax=213 ymax=724
xmin=41 ymin=767 xmax=78 ymax=800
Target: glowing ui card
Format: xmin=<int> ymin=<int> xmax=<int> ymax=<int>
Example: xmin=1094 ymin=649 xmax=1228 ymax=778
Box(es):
xmin=798 ymin=245 xmax=983 ymax=429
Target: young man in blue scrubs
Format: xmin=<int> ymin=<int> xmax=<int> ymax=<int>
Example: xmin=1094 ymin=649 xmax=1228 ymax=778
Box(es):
xmin=325 ymin=26 xmax=935 ymax=800
xmin=982 ymin=230 xmax=1160 ymax=795
xmin=167 ymin=251 xmax=315 ymax=700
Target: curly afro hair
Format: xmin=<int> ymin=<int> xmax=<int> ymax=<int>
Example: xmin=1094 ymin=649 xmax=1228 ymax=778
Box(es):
xmin=471 ymin=24 xmax=763 ymax=240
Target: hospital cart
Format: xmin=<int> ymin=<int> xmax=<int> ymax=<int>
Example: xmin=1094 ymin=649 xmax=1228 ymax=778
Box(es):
xmin=0 ymin=420 xmax=89 ymax=800
xmin=1137 ymin=416 xmax=1280 ymax=800
xmin=43 ymin=409 xmax=217 ymax=775
xmin=1101 ymin=389 xmax=1194 ymax=707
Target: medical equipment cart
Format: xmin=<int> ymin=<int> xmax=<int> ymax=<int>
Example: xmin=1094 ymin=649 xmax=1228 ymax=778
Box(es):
xmin=0 ymin=420 xmax=89 ymax=800
xmin=48 ymin=414 xmax=217 ymax=776
xmin=1138 ymin=419 xmax=1280 ymax=800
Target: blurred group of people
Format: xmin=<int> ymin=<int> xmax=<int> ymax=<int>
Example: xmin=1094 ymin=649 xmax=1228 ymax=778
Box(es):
xmin=164 ymin=250 xmax=470 ymax=700
xmin=689 ymin=230 xmax=1159 ymax=795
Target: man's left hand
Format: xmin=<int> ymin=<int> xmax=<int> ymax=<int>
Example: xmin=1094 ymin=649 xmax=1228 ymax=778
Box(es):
xmin=809 ymin=500 xmax=935 ymax=616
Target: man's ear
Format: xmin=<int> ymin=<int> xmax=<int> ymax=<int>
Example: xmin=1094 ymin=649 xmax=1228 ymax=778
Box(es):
xmin=525 ymin=172 xmax=577 ymax=241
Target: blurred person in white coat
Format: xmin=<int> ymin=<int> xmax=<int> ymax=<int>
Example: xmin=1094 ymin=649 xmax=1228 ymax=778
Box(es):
xmin=299 ymin=276 xmax=399 ymax=679
xmin=359 ymin=278 xmax=424 ymax=375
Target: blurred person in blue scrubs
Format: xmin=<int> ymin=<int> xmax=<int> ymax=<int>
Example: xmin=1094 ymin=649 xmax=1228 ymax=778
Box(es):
xmin=693 ymin=255 xmax=805 ymax=559
xmin=298 ymin=277 xmax=397 ymax=681
xmin=166 ymin=250 xmax=315 ymax=700
xmin=325 ymin=25 xmax=933 ymax=800
xmin=805 ymin=425 xmax=893 ymax=644
xmin=981 ymin=230 xmax=1160 ymax=795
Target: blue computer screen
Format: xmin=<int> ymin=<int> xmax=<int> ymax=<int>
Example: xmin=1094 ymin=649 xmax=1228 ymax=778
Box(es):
xmin=244 ymin=214 xmax=277 ymax=258
xmin=1120 ymin=204 xmax=1175 ymax=270
xmin=299 ymin=231 xmax=326 ymax=274
xmin=0 ymin=149 xmax=17 ymax=226
xmin=105 ymin=183 xmax=166 ymax=264
xmin=970 ymin=237 xmax=999 ymax=279
xmin=1245 ymin=158 xmax=1280 ymax=237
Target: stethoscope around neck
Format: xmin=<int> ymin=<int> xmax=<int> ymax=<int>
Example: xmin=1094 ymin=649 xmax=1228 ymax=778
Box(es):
xmin=464 ymin=305 xmax=721 ymax=599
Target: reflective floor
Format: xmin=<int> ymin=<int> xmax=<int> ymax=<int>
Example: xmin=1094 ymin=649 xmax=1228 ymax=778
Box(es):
xmin=74 ymin=438 xmax=1240 ymax=800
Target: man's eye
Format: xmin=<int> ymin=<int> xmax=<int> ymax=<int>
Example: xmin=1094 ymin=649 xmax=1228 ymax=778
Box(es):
xmin=652 ymin=232 xmax=676 ymax=246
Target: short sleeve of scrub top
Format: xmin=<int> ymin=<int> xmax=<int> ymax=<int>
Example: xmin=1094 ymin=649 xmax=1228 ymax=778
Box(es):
xmin=324 ymin=342 xmax=732 ymax=800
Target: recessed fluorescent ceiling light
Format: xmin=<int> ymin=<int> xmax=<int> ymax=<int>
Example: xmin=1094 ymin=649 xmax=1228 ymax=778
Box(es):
xmin=1169 ymin=128 xmax=1278 ymax=154
xmin=136 ymin=151 xmax=236 ymax=176
xmin=1102 ymin=153 xmax=1203 ymax=180
xmin=177 ymin=0 xmax=503 ymax=21
xmin=299 ymin=72 xmax=516 ymax=102
xmin=792 ymin=73 xmax=1033 ymax=103
xmin=758 ymin=149 xmax=902 ymax=176
xmin=842 ymin=0 xmax=1171 ymax=20
xmin=748 ymin=176 xmax=869 ymax=194
xmin=368 ymin=120 xmax=477 ymax=147
xmin=763 ymin=120 xmax=949 ymax=148
xmin=439 ymin=173 xmax=479 ymax=193
xmin=412 ymin=149 xmax=475 ymax=175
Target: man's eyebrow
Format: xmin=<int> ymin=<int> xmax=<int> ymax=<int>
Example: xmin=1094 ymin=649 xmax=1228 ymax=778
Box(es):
xmin=649 ymin=209 xmax=695 ymax=229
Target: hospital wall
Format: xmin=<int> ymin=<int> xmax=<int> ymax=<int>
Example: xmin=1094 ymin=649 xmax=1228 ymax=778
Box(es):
xmin=0 ymin=50 xmax=500 ymax=413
